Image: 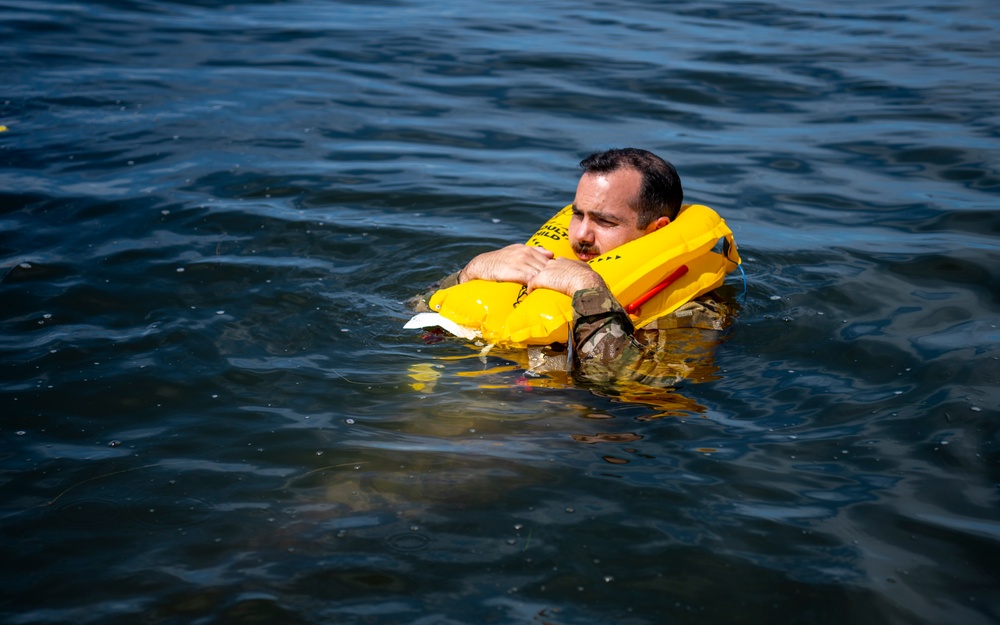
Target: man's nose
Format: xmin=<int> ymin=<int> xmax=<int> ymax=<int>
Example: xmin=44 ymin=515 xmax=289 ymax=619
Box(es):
xmin=573 ymin=218 xmax=595 ymax=242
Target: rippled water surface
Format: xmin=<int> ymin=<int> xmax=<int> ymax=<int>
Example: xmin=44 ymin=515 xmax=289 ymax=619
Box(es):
xmin=2 ymin=1 xmax=999 ymax=623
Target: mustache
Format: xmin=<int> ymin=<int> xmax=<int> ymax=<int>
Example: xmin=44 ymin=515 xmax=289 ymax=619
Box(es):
xmin=572 ymin=242 xmax=598 ymax=258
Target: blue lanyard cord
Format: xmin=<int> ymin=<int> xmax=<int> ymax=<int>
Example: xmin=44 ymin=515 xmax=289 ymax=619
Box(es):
xmin=722 ymin=238 xmax=747 ymax=303
xmin=736 ymin=263 xmax=748 ymax=304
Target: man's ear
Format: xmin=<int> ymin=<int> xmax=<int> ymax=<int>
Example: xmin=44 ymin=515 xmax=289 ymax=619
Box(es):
xmin=646 ymin=216 xmax=671 ymax=233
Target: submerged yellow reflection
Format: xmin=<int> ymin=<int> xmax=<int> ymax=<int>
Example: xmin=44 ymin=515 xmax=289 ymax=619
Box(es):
xmin=407 ymin=362 xmax=443 ymax=392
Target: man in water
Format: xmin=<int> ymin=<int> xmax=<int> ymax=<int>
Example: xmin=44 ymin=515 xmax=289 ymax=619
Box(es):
xmin=411 ymin=147 xmax=731 ymax=383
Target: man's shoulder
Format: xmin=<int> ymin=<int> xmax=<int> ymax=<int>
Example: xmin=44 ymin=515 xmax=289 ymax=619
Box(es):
xmin=638 ymin=293 xmax=733 ymax=332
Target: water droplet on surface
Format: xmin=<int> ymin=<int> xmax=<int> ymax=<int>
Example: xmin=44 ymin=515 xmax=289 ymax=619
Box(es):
xmin=386 ymin=531 xmax=430 ymax=551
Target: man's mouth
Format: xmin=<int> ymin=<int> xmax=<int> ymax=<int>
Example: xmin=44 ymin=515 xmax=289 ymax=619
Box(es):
xmin=573 ymin=244 xmax=598 ymax=262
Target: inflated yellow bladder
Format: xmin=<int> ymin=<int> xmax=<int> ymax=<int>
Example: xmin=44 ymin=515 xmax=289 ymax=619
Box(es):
xmin=427 ymin=204 xmax=741 ymax=347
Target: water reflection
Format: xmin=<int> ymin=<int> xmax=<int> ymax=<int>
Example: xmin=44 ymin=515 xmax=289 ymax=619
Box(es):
xmin=405 ymin=313 xmax=730 ymax=413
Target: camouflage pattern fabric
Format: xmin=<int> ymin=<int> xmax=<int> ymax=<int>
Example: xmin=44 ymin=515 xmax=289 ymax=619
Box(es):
xmin=406 ymin=271 xmax=461 ymax=313
xmin=570 ymin=287 xmax=732 ymax=386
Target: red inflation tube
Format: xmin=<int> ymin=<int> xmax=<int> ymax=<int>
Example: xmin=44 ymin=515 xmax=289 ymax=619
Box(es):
xmin=625 ymin=265 xmax=689 ymax=316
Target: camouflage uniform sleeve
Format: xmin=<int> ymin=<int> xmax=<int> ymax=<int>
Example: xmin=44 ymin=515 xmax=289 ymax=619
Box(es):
xmin=570 ymin=288 xmax=733 ymax=384
xmin=405 ymin=271 xmax=462 ymax=312
xmin=570 ymin=287 xmax=645 ymax=382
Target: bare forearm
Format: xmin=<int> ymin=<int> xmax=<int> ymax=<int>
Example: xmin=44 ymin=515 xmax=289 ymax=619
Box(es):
xmin=460 ymin=244 xmax=554 ymax=284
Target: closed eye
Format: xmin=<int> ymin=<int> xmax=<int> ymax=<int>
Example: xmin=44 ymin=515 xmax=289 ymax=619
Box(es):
xmin=571 ymin=207 xmax=618 ymax=227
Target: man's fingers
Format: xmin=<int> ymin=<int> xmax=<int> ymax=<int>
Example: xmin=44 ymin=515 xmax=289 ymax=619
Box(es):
xmin=530 ymin=246 xmax=555 ymax=259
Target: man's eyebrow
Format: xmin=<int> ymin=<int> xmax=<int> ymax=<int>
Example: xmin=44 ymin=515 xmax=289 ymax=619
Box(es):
xmin=573 ymin=206 xmax=621 ymax=223
xmin=593 ymin=210 xmax=621 ymax=222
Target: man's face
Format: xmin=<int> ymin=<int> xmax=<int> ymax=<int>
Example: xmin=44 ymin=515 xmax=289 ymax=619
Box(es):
xmin=569 ymin=168 xmax=658 ymax=261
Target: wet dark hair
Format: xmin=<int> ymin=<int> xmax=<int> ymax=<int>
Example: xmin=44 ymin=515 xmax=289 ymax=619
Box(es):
xmin=579 ymin=147 xmax=683 ymax=226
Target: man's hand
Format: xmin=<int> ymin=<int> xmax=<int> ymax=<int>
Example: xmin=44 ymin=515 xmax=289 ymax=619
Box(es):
xmin=459 ymin=245 xmax=554 ymax=284
xmin=527 ymin=258 xmax=607 ymax=297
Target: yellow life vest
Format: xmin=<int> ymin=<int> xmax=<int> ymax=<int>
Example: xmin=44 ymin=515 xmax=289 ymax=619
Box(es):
xmin=427 ymin=204 xmax=741 ymax=347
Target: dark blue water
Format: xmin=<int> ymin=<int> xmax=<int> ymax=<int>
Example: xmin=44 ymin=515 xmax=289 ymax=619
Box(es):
xmin=2 ymin=1 xmax=999 ymax=623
